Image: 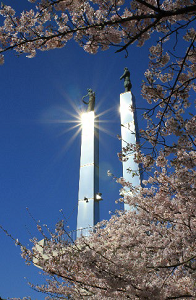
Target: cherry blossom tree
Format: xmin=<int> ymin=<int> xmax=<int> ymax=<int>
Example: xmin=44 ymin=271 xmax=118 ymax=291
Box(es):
xmin=1 ymin=0 xmax=196 ymax=299
xmin=0 ymin=0 xmax=195 ymax=62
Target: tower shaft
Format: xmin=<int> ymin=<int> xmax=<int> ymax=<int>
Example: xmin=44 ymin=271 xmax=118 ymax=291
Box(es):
xmin=77 ymin=111 xmax=99 ymax=238
xmin=120 ymin=91 xmax=141 ymax=210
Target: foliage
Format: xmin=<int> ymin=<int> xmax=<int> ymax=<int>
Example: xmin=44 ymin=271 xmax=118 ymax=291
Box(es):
xmin=1 ymin=0 xmax=196 ymax=299
xmin=0 ymin=0 xmax=195 ymax=61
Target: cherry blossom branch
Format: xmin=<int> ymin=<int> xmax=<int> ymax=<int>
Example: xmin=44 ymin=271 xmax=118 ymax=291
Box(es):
xmin=148 ymin=255 xmax=196 ymax=269
xmin=0 ymin=3 xmax=195 ymax=56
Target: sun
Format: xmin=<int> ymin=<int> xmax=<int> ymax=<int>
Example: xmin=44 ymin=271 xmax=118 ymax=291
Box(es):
xmin=40 ymin=92 xmax=120 ymax=161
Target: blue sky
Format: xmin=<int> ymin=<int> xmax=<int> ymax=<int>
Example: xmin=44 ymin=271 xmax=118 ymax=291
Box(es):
xmin=0 ymin=3 xmax=151 ymax=298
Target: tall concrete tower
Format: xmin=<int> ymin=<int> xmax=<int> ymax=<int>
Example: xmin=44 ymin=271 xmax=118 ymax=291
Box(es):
xmin=120 ymin=68 xmax=141 ymax=210
xmin=76 ymin=90 xmax=101 ymax=238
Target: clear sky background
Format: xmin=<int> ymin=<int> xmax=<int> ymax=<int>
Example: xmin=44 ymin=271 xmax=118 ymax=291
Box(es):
xmin=0 ymin=2 xmax=152 ymax=299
